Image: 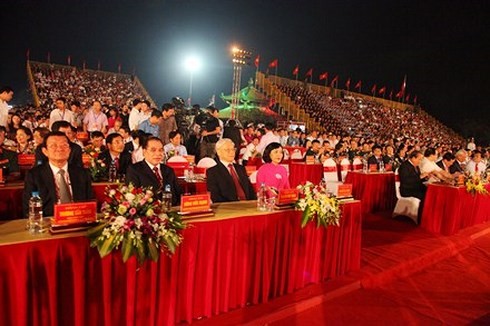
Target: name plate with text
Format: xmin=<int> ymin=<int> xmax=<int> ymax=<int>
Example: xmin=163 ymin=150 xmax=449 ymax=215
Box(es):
xmin=337 ymin=183 xmax=353 ymax=198
xmin=18 ymin=154 xmax=36 ymax=166
xmin=53 ymin=201 xmax=97 ymax=226
xmin=369 ymin=164 xmax=378 ymax=172
xmin=305 ymin=156 xmax=315 ymax=165
xmin=277 ymin=188 xmax=299 ymax=205
xmin=180 ymin=193 xmax=211 ymax=214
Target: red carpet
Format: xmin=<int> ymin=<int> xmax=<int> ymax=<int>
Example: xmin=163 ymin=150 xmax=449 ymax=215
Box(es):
xmin=190 ymin=213 xmax=490 ymax=325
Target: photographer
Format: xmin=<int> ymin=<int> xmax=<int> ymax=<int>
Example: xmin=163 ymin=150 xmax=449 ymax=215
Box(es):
xmin=199 ymin=106 xmax=221 ymax=159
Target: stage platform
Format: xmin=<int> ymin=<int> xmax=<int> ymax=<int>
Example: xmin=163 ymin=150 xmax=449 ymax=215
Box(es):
xmin=191 ymin=212 xmax=490 ymax=325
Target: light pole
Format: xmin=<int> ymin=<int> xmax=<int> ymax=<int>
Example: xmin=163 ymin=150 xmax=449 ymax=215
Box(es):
xmin=230 ymin=46 xmax=251 ymax=121
xmin=184 ymin=56 xmax=200 ymax=108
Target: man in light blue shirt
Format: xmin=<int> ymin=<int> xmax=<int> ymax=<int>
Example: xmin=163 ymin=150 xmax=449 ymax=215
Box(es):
xmin=138 ymin=109 xmax=162 ymax=137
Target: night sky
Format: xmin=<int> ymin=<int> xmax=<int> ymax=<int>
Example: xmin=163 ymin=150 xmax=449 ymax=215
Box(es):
xmin=1 ymin=0 xmax=489 ymax=141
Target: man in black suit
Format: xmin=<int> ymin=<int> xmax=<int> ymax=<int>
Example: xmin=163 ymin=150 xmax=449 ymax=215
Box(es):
xmin=0 ymin=126 xmax=19 ymax=178
xmin=98 ymin=133 xmax=132 ymax=178
xmin=207 ymin=138 xmax=256 ymax=203
xmin=23 ymin=132 xmax=93 ymax=217
xmin=436 ymin=152 xmax=456 ymax=174
xmin=35 ymin=120 xmax=83 ymax=167
xmin=125 ymin=136 xmax=181 ymax=206
xmin=367 ymin=145 xmax=390 ymax=170
xmin=449 ymin=149 xmax=467 ymax=174
xmin=398 ymin=150 xmax=430 ymax=200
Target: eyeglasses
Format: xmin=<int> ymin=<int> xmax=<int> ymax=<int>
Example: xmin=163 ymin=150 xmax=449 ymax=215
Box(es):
xmin=47 ymin=143 xmax=70 ymax=150
xmin=221 ymin=148 xmax=236 ymax=152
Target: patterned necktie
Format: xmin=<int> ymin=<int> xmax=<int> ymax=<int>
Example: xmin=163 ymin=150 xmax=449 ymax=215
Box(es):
xmin=153 ymin=166 xmax=163 ymax=186
xmin=57 ymin=169 xmax=72 ymax=203
xmin=228 ymin=163 xmax=247 ymax=200
xmin=113 ymin=157 xmax=119 ymax=171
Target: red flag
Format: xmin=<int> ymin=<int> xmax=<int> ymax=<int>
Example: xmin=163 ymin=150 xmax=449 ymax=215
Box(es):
xmin=396 ymin=90 xmax=402 ymax=98
xmin=319 ymin=72 xmax=328 ymax=81
xmin=405 ymin=93 xmax=410 ymax=102
xmin=400 ymin=75 xmax=407 ymax=96
xmin=26 ymin=49 xmax=30 ymax=60
xmin=67 ymin=55 xmax=71 ymax=66
xmin=355 ymin=80 xmax=362 ymax=90
xmin=47 ymin=52 xmax=51 ymax=63
xmin=330 ymin=75 xmax=338 ymax=87
xmin=378 ymin=86 xmax=386 ymax=95
xmin=345 ymin=78 xmax=351 ymax=90
xmin=268 ymin=59 xmax=278 ymax=68
xmin=292 ymin=65 xmax=299 ymax=76
xmin=371 ymin=84 xmax=377 ymax=94
xmin=118 ymin=64 xmax=122 ymax=73
xmin=305 ymin=68 xmax=313 ymax=78
xmin=413 ymin=95 xmax=417 ymax=104
xmin=254 ymin=55 xmax=260 ymax=68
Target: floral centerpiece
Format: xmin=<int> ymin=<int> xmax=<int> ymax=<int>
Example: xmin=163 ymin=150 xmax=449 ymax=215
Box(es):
xmin=465 ymin=174 xmax=489 ymax=196
xmin=295 ymin=181 xmax=341 ymax=228
xmin=87 ymin=183 xmax=186 ymax=264
xmin=84 ymin=145 xmax=107 ymax=181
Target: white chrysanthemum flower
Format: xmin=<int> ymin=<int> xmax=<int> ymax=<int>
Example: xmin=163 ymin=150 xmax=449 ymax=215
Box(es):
xmin=125 ymin=193 xmax=136 ymax=202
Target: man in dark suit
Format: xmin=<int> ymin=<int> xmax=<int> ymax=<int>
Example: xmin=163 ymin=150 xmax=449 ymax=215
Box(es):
xmin=436 ymin=152 xmax=456 ymax=174
xmin=398 ymin=150 xmax=430 ymax=200
xmin=0 ymin=126 xmax=19 ymax=178
xmin=449 ymin=149 xmax=467 ymax=174
xmin=207 ymin=138 xmax=256 ymax=203
xmin=98 ymin=133 xmax=132 ymax=178
xmin=125 ymin=136 xmax=181 ymax=206
xmin=35 ymin=120 xmax=83 ymax=167
xmin=367 ymin=145 xmax=390 ymax=170
xmin=23 ymin=132 xmax=93 ymax=217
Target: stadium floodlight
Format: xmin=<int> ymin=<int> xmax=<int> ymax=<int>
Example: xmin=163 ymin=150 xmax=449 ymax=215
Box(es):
xmin=230 ymin=45 xmax=252 ymax=121
xmin=184 ymin=56 xmax=201 ymax=107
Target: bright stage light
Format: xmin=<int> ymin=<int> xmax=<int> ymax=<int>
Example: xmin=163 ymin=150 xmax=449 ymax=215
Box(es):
xmin=184 ymin=56 xmax=201 ymax=72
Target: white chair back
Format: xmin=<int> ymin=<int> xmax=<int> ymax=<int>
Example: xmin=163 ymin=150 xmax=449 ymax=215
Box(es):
xmin=167 ymin=155 xmax=188 ymax=163
xmin=340 ymin=158 xmax=351 ymax=182
xmin=197 ymin=157 xmax=217 ymax=168
xmin=323 ymin=158 xmax=338 ymax=182
xmin=352 ymin=157 xmax=363 ymax=171
xmin=291 ymin=149 xmax=303 ymax=160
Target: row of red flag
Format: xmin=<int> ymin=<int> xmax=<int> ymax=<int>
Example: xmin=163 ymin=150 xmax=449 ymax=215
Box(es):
xmin=255 ymin=55 xmax=415 ymax=104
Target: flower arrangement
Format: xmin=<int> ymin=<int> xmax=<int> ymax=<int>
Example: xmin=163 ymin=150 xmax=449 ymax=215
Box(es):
xmin=84 ymin=145 xmax=107 ymax=181
xmin=295 ymin=181 xmax=341 ymax=228
xmin=465 ymin=175 xmax=489 ymax=196
xmin=87 ymin=183 xmax=186 ymax=264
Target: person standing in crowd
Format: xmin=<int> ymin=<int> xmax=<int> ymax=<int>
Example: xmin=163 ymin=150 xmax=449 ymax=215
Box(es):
xmin=98 ymin=133 xmax=132 ymax=178
xmin=199 ymin=106 xmax=221 ymax=159
xmin=223 ymin=119 xmax=243 ymax=161
xmin=126 ymin=136 xmax=181 ymax=205
xmin=0 ymin=86 xmax=13 ymax=131
xmin=83 ymin=100 xmax=108 ymax=135
xmin=49 ymin=97 xmax=75 ymax=130
xmin=70 ymin=101 xmax=84 ymax=128
xmin=256 ymin=122 xmax=280 ymax=154
xmin=139 ymin=109 xmax=161 ymax=137
xmin=23 ymin=131 xmax=93 ymax=217
xmin=128 ymin=99 xmax=142 ymax=131
xmin=256 ymin=142 xmax=290 ymax=192
xmin=164 ymin=131 xmax=187 ymax=157
xmin=206 ymin=138 xmax=256 ymax=203
xmin=158 ymin=103 xmax=177 ymax=145
xmin=138 ymin=100 xmax=152 ymax=126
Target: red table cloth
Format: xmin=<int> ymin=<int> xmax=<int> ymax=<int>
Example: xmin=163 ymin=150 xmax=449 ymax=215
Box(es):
xmin=0 ymin=201 xmax=361 ymax=325
xmin=345 ymin=171 xmax=396 ymax=214
xmin=421 ymin=183 xmax=490 ymax=235
xmin=289 ymin=162 xmax=324 ymax=188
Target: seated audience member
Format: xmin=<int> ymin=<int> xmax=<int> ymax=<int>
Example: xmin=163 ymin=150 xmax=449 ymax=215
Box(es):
xmin=287 ymin=130 xmax=300 ymax=147
xmin=89 ymin=131 xmax=106 ymax=152
xmin=436 ymin=152 xmax=456 ymax=173
xmin=367 ymin=144 xmax=389 ymax=170
xmin=15 ymin=126 xmax=36 ymax=154
xmin=118 ymin=125 xmax=133 ymax=144
xmin=465 ymin=150 xmax=486 ymax=174
xmin=304 ymin=139 xmax=323 ymax=161
xmin=23 ymin=131 xmax=93 ymax=217
xmin=398 ymin=150 xmax=430 ymax=201
xmin=125 ymin=130 xmax=146 ymax=164
xmin=107 ymin=117 xmax=123 ymax=135
xmin=35 ymin=121 xmax=83 ymax=167
xmin=206 ymin=138 xmax=256 ymax=203
xmin=241 ymin=137 xmax=260 ymax=166
xmin=125 ymin=136 xmax=181 ymax=205
xmin=68 ymin=125 xmax=84 ymax=149
xmin=256 ymin=123 xmax=280 ymax=154
xmin=98 ymin=133 xmax=132 ymax=178
xmin=419 ymin=148 xmax=452 ymax=182
xmin=449 ymin=149 xmax=467 ymax=174
xmin=0 ymin=126 xmax=19 ymax=177
xmin=164 ymin=131 xmax=188 ymax=157
xmin=138 ymin=109 xmax=161 ymax=137
xmin=32 ymin=127 xmax=50 ymax=148
xmin=256 ymin=142 xmax=290 ymax=192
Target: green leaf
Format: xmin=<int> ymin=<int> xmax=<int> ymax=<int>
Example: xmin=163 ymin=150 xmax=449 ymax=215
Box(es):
xmin=98 ymin=233 xmax=118 ymax=258
xmin=164 ymin=234 xmax=176 ymax=254
xmin=135 ymin=241 xmax=146 ymax=265
xmin=148 ymin=241 xmax=159 ymax=262
xmin=121 ymin=238 xmax=133 ymax=262
xmin=87 ymin=222 xmax=107 ymax=239
xmin=301 ymin=206 xmax=311 ymax=228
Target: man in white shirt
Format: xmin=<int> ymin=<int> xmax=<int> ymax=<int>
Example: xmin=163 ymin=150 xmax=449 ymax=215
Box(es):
xmin=256 ymin=123 xmax=280 ymax=154
xmin=83 ymin=100 xmax=108 ymax=134
xmin=466 ymin=150 xmax=486 ymax=174
xmin=420 ymin=148 xmax=452 ymax=182
xmin=128 ymin=99 xmax=142 ymax=131
xmin=0 ymin=86 xmax=14 ymax=130
xmin=49 ymin=97 xmax=76 ymax=130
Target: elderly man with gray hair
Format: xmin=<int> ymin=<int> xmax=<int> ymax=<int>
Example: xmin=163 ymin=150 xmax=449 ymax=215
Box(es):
xmin=206 ymin=138 xmax=256 ymax=203
xmin=449 ymin=149 xmax=467 ymax=174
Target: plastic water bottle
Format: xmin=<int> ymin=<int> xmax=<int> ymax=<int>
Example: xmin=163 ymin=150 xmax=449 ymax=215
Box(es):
xmin=257 ymin=183 xmax=267 ymax=211
xmin=28 ymin=191 xmax=44 ymax=234
xmin=362 ymin=159 xmax=368 ymax=173
xmin=379 ymin=160 xmax=385 ymax=172
xmin=162 ymin=184 xmax=172 ymax=212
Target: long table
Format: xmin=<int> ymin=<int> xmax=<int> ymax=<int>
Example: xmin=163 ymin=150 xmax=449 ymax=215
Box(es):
xmin=345 ymin=171 xmax=396 ymax=214
xmin=421 ymin=183 xmax=490 ymax=235
xmin=0 ymin=200 xmax=361 ymax=325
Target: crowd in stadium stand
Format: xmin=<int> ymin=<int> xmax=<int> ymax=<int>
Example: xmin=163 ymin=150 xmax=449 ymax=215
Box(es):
xmin=0 ymin=62 xmax=489 ymax=189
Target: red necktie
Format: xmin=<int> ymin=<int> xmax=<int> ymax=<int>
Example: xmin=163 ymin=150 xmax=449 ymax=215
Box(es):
xmin=113 ymin=157 xmax=119 ymax=171
xmin=153 ymin=166 xmax=163 ymax=186
xmin=475 ymin=164 xmax=478 ymax=172
xmin=228 ymin=163 xmax=247 ymax=200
